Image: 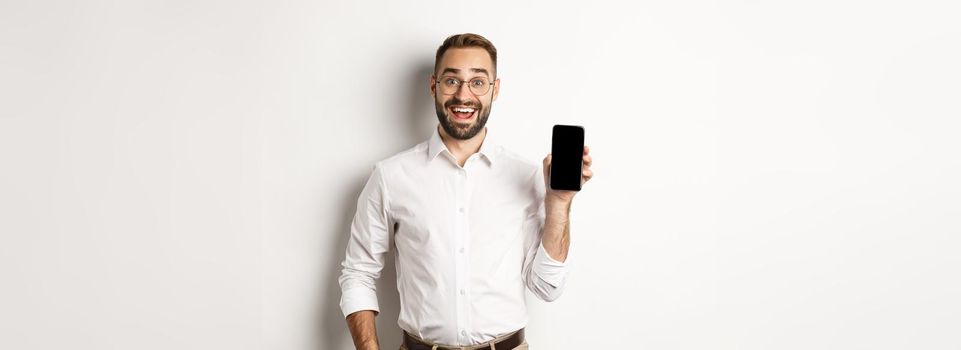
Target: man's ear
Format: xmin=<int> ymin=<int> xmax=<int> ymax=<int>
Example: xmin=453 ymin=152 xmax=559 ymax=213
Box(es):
xmin=429 ymin=75 xmax=436 ymax=98
xmin=492 ymin=78 xmax=500 ymax=102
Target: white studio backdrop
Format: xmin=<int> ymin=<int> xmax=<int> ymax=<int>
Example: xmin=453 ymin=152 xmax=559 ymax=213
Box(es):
xmin=2 ymin=1 xmax=959 ymax=349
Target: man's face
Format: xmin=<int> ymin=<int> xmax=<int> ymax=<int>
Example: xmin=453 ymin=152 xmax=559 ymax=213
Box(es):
xmin=430 ymin=47 xmax=500 ymax=140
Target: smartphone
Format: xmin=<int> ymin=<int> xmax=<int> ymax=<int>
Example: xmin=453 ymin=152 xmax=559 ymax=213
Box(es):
xmin=550 ymin=124 xmax=585 ymax=191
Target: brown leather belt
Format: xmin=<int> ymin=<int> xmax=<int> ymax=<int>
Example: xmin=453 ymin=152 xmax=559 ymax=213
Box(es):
xmin=403 ymin=329 xmax=524 ymax=350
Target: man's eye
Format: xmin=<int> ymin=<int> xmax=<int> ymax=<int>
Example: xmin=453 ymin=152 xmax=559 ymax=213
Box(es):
xmin=471 ymin=80 xmax=485 ymax=87
xmin=444 ymin=78 xmax=459 ymax=86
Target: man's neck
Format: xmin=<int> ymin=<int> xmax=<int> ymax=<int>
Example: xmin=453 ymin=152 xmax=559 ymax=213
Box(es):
xmin=438 ymin=125 xmax=486 ymax=167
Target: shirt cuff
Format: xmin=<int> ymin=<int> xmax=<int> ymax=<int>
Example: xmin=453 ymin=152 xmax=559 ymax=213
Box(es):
xmin=533 ymin=242 xmax=571 ymax=288
xmin=340 ymin=286 xmax=380 ymax=318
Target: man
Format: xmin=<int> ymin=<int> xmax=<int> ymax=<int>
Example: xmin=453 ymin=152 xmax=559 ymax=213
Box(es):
xmin=339 ymin=33 xmax=594 ymax=350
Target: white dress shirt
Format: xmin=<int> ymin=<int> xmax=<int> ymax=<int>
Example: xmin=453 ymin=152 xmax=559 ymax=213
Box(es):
xmin=339 ymin=127 xmax=571 ymax=346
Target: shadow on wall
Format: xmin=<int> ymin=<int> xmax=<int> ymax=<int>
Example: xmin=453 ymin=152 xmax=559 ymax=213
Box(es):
xmin=316 ymin=60 xmax=435 ymax=350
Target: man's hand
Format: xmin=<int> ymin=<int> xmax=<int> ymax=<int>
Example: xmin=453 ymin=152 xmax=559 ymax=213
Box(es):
xmin=346 ymin=310 xmax=379 ymax=350
xmin=543 ymin=146 xmax=593 ymax=207
xmin=540 ymin=146 xmax=592 ymax=262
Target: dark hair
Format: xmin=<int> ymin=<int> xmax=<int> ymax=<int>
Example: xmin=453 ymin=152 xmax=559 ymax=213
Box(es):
xmin=434 ymin=33 xmax=497 ymax=76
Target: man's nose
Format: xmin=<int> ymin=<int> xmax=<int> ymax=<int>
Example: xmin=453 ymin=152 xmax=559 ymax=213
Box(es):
xmin=455 ymin=82 xmax=474 ymax=101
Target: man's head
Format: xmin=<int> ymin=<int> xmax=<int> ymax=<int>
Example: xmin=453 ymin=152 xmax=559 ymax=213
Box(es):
xmin=430 ymin=33 xmax=500 ymax=140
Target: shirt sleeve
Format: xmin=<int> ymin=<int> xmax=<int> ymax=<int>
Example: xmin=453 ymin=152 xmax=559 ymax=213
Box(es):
xmin=526 ymin=240 xmax=573 ymax=301
xmin=338 ymin=162 xmax=393 ymax=317
xmin=521 ymin=165 xmax=572 ymax=302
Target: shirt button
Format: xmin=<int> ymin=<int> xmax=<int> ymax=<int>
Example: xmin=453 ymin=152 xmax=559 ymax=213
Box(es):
xmin=459 ymin=247 xmax=465 ymax=254
xmin=458 ymin=207 xmax=465 ymax=213
xmin=459 ymin=289 xmax=465 ymax=295
xmin=461 ymin=330 xmax=467 ymax=337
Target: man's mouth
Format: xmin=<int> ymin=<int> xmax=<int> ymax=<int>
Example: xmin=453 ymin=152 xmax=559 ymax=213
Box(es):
xmin=448 ymin=106 xmax=477 ymax=122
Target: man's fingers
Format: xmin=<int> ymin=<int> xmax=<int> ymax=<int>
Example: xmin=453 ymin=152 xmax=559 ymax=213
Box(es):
xmin=545 ymin=153 xmax=594 ymax=183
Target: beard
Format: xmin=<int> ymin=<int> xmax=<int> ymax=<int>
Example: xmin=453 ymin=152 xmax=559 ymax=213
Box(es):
xmin=434 ymin=96 xmax=491 ymax=140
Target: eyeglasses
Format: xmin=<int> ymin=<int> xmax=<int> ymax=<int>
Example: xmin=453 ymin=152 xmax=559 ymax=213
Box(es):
xmin=435 ymin=76 xmax=495 ymax=96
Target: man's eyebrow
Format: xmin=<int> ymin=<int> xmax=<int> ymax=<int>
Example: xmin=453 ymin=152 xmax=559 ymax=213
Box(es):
xmin=470 ymin=68 xmax=491 ymax=77
xmin=439 ymin=67 xmax=492 ymax=77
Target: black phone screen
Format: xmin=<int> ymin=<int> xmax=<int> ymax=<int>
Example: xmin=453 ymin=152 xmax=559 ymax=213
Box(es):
xmin=550 ymin=125 xmax=584 ymax=191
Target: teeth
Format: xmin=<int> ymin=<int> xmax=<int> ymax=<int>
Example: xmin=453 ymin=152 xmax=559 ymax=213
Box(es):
xmin=452 ymin=107 xmax=475 ymax=113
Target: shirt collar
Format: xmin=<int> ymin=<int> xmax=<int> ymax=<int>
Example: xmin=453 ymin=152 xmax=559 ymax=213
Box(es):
xmin=428 ymin=126 xmax=497 ymax=166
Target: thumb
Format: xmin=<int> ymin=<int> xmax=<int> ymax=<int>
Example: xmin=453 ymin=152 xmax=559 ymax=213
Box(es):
xmin=543 ymin=154 xmax=552 ymax=180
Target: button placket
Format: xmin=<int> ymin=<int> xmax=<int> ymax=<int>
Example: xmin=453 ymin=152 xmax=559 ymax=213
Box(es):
xmin=460 ymin=169 xmax=475 ymax=342
xmin=453 ymin=168 xmax=470 ymax=343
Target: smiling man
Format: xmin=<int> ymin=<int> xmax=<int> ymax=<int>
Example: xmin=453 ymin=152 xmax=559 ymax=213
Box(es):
xmin=339 ymin=33 xmax=593 ymax=350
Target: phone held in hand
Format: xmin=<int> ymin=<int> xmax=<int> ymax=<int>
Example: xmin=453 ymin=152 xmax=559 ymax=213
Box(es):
xmin=550 ymin=124 xmax=585 ymax=191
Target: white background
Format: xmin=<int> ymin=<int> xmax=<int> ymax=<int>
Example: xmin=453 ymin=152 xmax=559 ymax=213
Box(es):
xmin=2 ymin=1 xmax=960 ymax=349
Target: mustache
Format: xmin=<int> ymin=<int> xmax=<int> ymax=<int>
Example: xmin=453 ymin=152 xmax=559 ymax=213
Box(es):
xmin=444 ymin=98 xmax=481 ymax=109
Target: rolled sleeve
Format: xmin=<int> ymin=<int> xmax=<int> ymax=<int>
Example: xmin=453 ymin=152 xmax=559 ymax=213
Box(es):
xmin=340 ymin=286 xmax=380 ymax=318
xmin=525 ymin=239 xmax=573 ymax=302
xmin=338 ymin=163 xmax=392 ymax=318
xmin=532 ymin=241 xmax=571 ymax=288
